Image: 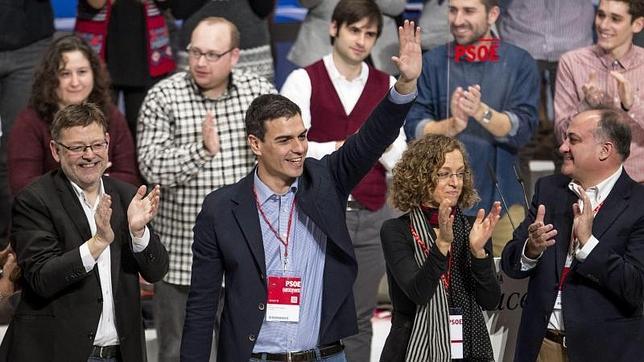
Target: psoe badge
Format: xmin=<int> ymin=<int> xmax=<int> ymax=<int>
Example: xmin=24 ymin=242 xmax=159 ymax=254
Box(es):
xmin=454 ymin=38 xmax=499 ymax=63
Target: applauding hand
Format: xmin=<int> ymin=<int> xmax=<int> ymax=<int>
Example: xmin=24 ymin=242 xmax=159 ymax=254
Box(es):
xmin=128 ymin=185 xmax=161 ymax=238
xmin=435 ymin=199 xmax=455 ymax=256
xmin=469 ymin=201 xmax=501 ymax=258
xmin=525 ymin=205 xmax=557 ymax=258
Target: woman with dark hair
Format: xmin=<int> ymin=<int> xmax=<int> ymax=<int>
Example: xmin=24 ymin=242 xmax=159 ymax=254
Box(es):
xmin=7 ymin=35 xmax=140 ymax=195
xmin=380 ymin=134 xmax=501 ymax=361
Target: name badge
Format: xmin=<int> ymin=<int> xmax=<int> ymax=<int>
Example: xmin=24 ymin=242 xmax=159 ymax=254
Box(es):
xmin=449 ymin=307 xmax=464 ymax=359
xmin=266 ymin=275 xmax=301 ymax=322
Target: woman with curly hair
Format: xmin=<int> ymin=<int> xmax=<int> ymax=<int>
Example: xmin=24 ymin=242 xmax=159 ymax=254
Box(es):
xmin=7 ymin=35 xmax=140 ymax=195
xmin=380 ymin=134 xmax=501 ymax=361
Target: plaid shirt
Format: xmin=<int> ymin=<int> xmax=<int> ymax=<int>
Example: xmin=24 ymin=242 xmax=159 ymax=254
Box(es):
xmin=137 ymin=70 xmax=276 ymax=285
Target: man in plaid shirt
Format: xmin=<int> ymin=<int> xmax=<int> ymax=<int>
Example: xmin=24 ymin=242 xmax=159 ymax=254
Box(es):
xmin=137 ymin=17 xmax=276 ymax=362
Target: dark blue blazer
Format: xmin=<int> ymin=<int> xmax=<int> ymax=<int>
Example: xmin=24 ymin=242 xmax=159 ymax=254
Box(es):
xmin=501 ymin=172 xmax=644 ymax=362
xmin=180 ymin=95 xmax=413 ymax=361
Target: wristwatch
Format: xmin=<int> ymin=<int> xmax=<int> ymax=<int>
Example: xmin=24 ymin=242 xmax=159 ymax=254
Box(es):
xmin=481 ymin=106 xmax=493 ymax=124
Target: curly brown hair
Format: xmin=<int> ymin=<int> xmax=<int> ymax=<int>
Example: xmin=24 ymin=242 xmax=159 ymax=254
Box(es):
xmin=29 ymin=35 xmax=111 ymax=124
xmin=391 ymin=134 xmax=479 ymax=212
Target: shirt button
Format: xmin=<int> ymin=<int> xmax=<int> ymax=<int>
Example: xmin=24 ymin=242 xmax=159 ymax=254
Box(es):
xmin=258 ymin=303 xmax=265 ymax=311
xmin=249 ymin=334 xmax=256 ymax=342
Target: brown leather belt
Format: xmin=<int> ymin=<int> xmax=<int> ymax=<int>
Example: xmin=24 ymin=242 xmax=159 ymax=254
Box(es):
xmin=545 ymin=329 xmax=567 ymax=348
xmin=251 ymin=341 xmax=344 ymax=361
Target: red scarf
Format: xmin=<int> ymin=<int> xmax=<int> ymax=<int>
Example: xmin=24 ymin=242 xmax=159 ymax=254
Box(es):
xmin=74 ymin=0 xmax=175 ymax=77
xmin=420 ymin=205 xmax=457 ymax=228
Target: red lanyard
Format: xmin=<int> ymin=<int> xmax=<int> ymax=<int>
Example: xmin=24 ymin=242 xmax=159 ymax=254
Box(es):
xmin=560 ymin=200 xmax=604 ymax=289
xmin=409 ymin=224 xmax=452 ymax=292
xmin=253 ymin=189 xmax=297 ymax=263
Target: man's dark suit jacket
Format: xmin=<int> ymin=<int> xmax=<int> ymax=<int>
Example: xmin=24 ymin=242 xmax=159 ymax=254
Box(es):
xmin=180 ymin=95 xmax=413 ymax=361
xmin=501 ymin=172 xmax=644 ymax=362
xmin=0 ymin=169 xmax=169 ymax=362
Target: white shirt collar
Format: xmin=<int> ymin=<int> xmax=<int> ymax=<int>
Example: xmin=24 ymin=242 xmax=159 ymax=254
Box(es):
xmin=69 ymin=178 xmax=105 ymax=210
xmin=322 ymin=53 xmax=369 ymax=84
xmin=568 ymin=166 xmax=622 ymax=206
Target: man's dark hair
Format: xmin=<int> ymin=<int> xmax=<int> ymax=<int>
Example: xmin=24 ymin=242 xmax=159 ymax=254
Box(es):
xmin=615 ymin=0 xmax=644 ymax=20
xmin=330 ymin=0 xmax=383 ymax=44
xmin=51 ymin=103 xmax=108 ymax=141
xmin=245 ymin=94 xmax=301 ymax=141
xmin=478 ymin=0 xmax=500 ymax=12
xmin=593 ymin=108 xmax=632 ymax=160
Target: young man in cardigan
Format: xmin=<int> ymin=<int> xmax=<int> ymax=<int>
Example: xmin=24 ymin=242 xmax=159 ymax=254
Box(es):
xmin=280 ymin=0 xmax=406 ymax=360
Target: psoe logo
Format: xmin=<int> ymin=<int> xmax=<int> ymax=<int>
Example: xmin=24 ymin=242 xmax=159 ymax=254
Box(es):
xmin=454 ymin=38 xmax=499 ymax=63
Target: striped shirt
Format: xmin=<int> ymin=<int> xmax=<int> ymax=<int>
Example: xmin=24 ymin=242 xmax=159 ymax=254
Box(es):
xmin=252 ymin=172 xmax=327 ymax=353
xmin=554 ymin=45 xmax=644 ymax=183
xmin=137 ymin=70 xmax=276 ymax=285
xmin=498 ymin=0 xmax=595 ymax=61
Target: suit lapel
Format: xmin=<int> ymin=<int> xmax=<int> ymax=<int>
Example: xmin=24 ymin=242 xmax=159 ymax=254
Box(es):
xmin=555 ymin=186 xmax=577 ymax=281
xmin=591 ymin=172 xmax=631 ymax=240
xmin=232 ymin=173 xmax=266 ymax=276
xmin=53 ymin=170 xmax=92 ymax=244
xmin=104 ymin=178 xmax=122 ymax=294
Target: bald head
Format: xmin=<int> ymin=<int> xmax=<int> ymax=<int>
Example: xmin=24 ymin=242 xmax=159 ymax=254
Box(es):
xmin=188 ymin=17 xmax=241 ymax=97
xmin=191 ymin=17 xmax=240 ymax=50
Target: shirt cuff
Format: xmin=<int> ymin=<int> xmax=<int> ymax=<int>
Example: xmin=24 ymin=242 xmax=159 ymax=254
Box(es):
xmin=131 ymin=226 xmax=150 ymax=253
xmin=378 ymin=130 xmax=406 ymax=170
xmin=79 ymin=242 xmax=97 ymax=273
xmin=389 ymin=86 xmax=417 ymax=104
xmin=520 ymin=239 xmax=541 ymax=271
xmin=493 ymin=111 xmax=520 ymax=143
xmin=575 ymin=235 xmax=598 ymax=262
xmin=414 ymin=119 xmax=431 ymax=140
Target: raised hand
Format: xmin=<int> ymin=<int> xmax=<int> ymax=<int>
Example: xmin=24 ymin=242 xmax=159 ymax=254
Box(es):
xmin=202 ymin=112 xmax=220 ymax=156
xmin=610 ymin=70 xmax=634 ymax=110
xmin=582 ymin=72 xmax=608 ymax=108
xmin=525 ymin=204 xmax=557 ymax=258
xmin=392 ymin=20 xmax=422 ymax=94
xmin=469 ymin=201 xmax=501 ymax=258
xmin=572 ymin=190 xmax=594 ymax=248
xmin=128 ymin=185 xmax=161 ymax=237
xmin=435 ymin=199 xmax=455 ymax=256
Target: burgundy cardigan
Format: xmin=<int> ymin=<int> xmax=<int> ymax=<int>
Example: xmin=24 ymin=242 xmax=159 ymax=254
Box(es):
xmin=8 ymin=105 xmax=141 ymax=195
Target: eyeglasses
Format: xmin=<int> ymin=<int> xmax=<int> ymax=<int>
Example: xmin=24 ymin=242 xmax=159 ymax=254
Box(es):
xmin=187 ymin=46 xmax=234 ymax=62
xmin=56 ymin=140 xmax=108 ymax=155
xmin=436 ymin=171 xmax=468 ymax=181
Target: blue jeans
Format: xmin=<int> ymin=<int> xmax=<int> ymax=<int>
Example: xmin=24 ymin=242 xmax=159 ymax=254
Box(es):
xmin=250 ymin=350 xmax=347 ymax=362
